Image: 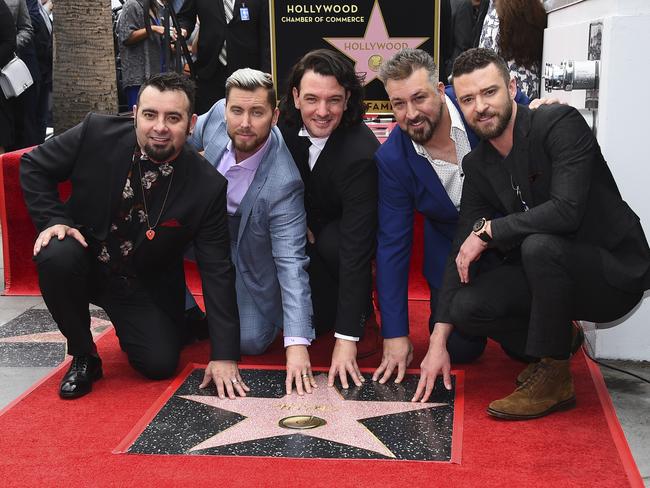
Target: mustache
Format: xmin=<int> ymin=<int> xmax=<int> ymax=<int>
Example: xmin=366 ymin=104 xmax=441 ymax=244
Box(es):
xmin=476 ymin=110 xmax=497 ymax=119
xmin=407 ymin=116 xmax=427 ymax=126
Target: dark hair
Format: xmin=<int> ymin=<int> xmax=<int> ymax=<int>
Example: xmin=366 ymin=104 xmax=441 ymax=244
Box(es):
xmin=496 ymin=0 xmax=547 ymax=69
xmin=137 ymin=72 xmax=196 ymax=117
xmin=278 ymin=49 xmax=366 ymax=128
xmin=452 ymin=48 xmax=511 ymax=86
xmin=378 ymin=48 xmax=439 ymax=86
xmin=225 ymin=68 xmax=276 ymax=109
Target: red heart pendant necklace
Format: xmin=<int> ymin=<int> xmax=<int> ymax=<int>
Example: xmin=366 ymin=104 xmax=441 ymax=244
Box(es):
xmin=138 ymin=158 xmax=174 ymax=241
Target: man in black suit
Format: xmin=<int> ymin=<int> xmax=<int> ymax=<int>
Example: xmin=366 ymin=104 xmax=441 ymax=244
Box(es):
xmin=412 ymin=48 xmax=650 ymax=419
xmin=20 ymin=73 xmax=248 ymax=400
xmin=278 ymin=49 xmax=379 ymax=389
xmin=177 ymin=0 xmax=270 ymax=114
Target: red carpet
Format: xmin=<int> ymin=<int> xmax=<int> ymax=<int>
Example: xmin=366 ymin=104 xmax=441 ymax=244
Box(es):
xmin=0 ymin=301 xmax=643 ymax=488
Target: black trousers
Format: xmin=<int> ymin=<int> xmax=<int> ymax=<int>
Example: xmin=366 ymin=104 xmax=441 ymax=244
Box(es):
xmin=429 ymin=288 xmax=487 ymax=363
xmin=448 ymin=234 xmax=643 ymax=358
xmin=34 ymin=238 xmax=183 ymax=379
xmin=307 ymin=221 xmax=373 ymax=337
xmin=195 ymin=67 xmax=227 ymax=115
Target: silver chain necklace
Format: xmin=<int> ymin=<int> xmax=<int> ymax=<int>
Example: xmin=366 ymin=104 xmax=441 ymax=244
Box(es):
xmin=137 ymin=158 xmax=174 ymax=240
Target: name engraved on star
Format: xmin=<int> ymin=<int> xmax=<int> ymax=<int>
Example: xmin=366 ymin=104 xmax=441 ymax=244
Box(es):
xmin=277 ymin=402 xmax=336 ymax=413
xmin=344 ymin=41 xmax=411 ymax=51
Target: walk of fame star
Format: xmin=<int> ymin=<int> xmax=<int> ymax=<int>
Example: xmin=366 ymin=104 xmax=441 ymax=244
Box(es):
xmin=0 ymin=315 xmax=111 ymax=344
xmin=120 ymin=367 xmax=461 ymax=461
xmin=324 ymin=0 xmax=429 ymax=85
xmin=181 ymin=374 xmax=446 ymax=458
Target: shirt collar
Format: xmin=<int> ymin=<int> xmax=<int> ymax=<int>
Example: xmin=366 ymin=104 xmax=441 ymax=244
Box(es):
xmin=225 ymin=132 xmax=272 ymax=171
xmin=298 ymin=126 xmax=329 ymax=151
xmin=412 ymin=95 xmax=467 ymax=160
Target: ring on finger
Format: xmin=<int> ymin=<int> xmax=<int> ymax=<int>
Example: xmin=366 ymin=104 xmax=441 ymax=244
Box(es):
xmin=231 ymin=378 xmax=239 ymax=385
xmin=301 ymin=373 xmax=309 ymax=378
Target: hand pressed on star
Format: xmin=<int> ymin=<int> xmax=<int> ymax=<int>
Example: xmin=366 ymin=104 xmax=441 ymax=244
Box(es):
xmin=372 ymin=336 xmax=413 ymax=384
xmin=285 ymin=344 xmax=316 ymax=395
xmin=201 ymin=360 xmax=250 ymax=399
xmin=328 ymin=338 xmax=364 ymax=389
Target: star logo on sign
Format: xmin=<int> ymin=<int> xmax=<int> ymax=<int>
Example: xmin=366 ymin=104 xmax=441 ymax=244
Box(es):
xmin=181 ymin=374 xmax=446 ymax=458
xmin=324 ymin=0 xmax=429 ymax=85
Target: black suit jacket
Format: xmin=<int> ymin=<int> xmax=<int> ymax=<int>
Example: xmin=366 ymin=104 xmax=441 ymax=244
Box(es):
xmin=436 ymin=104 xmax=650 ymax=323
xmin=279 ymin=121 xmax=380 ymax=337
xmin=177 ymin=0 xmax=270 ymax=80
xmin=20 ymin=114 xmax=241 ymax=361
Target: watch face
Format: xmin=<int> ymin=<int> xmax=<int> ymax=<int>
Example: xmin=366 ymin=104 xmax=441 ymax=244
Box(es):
xmin=473 ymin=218 xmax=485 ymax=233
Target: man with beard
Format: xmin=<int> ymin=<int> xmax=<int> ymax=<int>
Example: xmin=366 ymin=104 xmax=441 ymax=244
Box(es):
xmin=413 ymin=48 xmax=650 ymax=419
xmin=373 ymin=48 xmax=530 ymax=385
xmin=20 ymin=72 xmax=247 ymax=400
xmin=188 ymin=68 xmax=315 ymax=395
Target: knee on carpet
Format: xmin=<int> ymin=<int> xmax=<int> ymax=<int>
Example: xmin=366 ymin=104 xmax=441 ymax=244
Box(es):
xmin=446 ymin=331 xmax=487 ymax=364
xmin=130 ymin=352 xmax=179 ymax=380
xmin=240 ymin=330 xmax=275 ymax=356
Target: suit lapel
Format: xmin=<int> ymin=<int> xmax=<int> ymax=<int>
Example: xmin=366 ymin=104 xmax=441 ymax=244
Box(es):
xmin=481 ymin=146 xmax=522 ymax=215
xmin=133 ymin=148 xmax=190 ymax=250
xmin=237 ymin=132 xmax=275 ymax=243
xmin=311 ymin=127 xmax=340 ymax=183
xmin=107 ymin=131 xmax=138 ymax=240
xmin=505 ymin=107 xmax=534 ymax=210
xmin=401 ymin=131 xmax=457 ymax=214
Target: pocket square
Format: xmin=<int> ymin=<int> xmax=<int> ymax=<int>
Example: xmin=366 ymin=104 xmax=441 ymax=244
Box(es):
xmin=160 ymin=218 xmax=182 ymax=228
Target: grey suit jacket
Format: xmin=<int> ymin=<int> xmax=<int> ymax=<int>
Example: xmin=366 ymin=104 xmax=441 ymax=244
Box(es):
xmin=189 ymin=100 xmax=314 ymax=339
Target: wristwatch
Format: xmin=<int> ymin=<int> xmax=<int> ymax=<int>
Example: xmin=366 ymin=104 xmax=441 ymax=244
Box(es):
xmin=472 ymin=217 xmax=492 ymax=243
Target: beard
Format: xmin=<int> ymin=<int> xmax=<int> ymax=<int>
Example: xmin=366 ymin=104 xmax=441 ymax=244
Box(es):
xmin=472 ymin=99 xmax=513 ymax=140
xmin=143 ymin=142 xmax=177 ymax=163
xmin=228 ymin=127 xmax=267 ymax=156
xmin=406 ymin=102 xmax=442 ymax=145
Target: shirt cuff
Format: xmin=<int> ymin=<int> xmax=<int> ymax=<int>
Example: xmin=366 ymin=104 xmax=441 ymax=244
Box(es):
xmin=334 ymin=333 xmax=360 ymax=342
xmin=284 ymin=336 xmax=312 ymax=348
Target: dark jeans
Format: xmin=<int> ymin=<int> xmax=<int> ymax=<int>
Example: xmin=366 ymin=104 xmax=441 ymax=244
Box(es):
xmin=35 ymin=238 xmax=183 ymax=379
xmin=448 ymin=234 xmax=643 ymax=359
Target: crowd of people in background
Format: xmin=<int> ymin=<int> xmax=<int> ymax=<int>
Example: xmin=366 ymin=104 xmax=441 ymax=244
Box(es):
xmin=0 ymin=0 xmax=52 ymax=155
xmin=0 ymin=0 xmax=548 ymax=157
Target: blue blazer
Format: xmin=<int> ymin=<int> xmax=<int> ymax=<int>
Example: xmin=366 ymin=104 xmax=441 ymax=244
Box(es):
xmin=375 ymin=86 xmax=528 ymax=338
xmin=189 ymin=100 xmax=314 ymax=339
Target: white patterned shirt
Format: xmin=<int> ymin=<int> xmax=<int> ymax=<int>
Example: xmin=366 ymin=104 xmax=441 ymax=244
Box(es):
xmin=412 ymin=95 xmax=470 ymax=211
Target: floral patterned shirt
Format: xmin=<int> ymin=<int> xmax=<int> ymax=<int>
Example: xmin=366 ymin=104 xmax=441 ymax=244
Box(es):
xmin=94 ymin=147 xmax=174 ymax=276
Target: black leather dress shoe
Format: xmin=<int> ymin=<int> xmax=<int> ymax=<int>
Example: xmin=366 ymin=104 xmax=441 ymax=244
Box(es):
xmin=59 ymin=354 xmax=103 ymax=399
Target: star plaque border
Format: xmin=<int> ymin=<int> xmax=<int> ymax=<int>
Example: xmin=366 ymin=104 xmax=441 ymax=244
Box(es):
xmin=115 ymin=364 xmax=464 ymax=462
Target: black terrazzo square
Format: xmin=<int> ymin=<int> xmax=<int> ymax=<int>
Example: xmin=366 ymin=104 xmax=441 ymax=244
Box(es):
xmin=0 ymin=309 xmax=111 ymax=367
xmin=121 ymin=366 xmax=462 ymax=461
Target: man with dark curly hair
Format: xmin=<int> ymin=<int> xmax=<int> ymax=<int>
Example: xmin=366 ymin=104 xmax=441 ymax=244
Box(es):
xmin=278 ymin=49 xmax=380 ymax=390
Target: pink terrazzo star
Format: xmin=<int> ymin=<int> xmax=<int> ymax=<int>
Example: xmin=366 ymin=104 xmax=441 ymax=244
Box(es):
xmin=181 ymin=374 xmax=446 ymax=458
xmin=0 ymin=316 xmax=111 ymax=343
xmin=324 ymin=0 xmax=429 ymax=85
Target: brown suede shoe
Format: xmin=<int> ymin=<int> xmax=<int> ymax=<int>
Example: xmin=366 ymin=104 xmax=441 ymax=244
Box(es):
xmin=515 ymin=322 xmax=585 ymax=386
xmin=488 ymin=357 xmax=575 ymax=420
